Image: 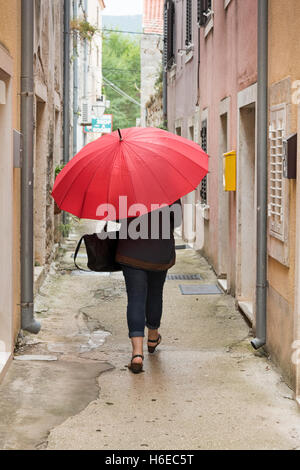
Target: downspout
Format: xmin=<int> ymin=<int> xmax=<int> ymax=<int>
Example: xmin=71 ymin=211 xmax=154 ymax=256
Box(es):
xmin=63 ymin=0 xmax=71 ymax=164
xmin=163 ymin=60 xmax=167 ymax=129
xmin=73 ymin=0 xmax=78 ymax=156
xmin=162 ymin=0 xmax=168 ymax=128
xmin=83 ymin=0 xmax=88 ymax=146
xmin=20 ymin=0 xmax=41 ymax=333
xmin=63 ymin=0 xmax=71 ymax=226
xmin=251 ymin=0 xmax=268 ymax=350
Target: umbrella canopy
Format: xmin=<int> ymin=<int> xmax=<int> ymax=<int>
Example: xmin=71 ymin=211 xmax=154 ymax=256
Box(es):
xmin=52 ymin=127 xmax=209 ymax=220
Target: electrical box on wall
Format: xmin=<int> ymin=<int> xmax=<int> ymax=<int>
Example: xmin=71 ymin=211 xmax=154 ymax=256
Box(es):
xmin=223 ymin=150 xmax=236 ymax=191
xmin=283 ymin=133 xmax=297 ymax=179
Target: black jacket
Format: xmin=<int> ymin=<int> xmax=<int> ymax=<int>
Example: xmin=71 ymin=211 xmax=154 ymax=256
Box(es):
xmin=116 ymin=200 xmax=182 ymax=271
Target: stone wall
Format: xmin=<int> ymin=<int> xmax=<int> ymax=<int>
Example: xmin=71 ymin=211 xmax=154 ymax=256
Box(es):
xmin=33 ymin=0 xmax=64 ymax=266
xmin=145 ymin=90 xmax=163 ymax=128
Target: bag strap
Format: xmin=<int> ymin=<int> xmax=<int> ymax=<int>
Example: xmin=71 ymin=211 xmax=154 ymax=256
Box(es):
xmin=74 ymin=235 xmax=90 ymax=272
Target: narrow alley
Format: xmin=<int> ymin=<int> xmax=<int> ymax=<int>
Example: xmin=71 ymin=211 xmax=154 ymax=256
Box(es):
xmin=0 ymin=219 xmax=299 ymax=451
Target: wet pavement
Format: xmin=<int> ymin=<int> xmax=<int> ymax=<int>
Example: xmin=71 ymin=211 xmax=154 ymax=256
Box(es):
xmin=0 ymin=219 xmax=299 ymax=450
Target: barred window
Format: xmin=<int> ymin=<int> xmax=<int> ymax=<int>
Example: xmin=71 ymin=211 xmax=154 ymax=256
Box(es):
xmin=164 ymin=0 xmax=175 ymax=70
xmin=200 ymin=120 xmax=208 ymax=204
xmin=186 ymin=0 xmax=192 ymax=46
xmin=268 ymin=105 xmax=287 ymax=241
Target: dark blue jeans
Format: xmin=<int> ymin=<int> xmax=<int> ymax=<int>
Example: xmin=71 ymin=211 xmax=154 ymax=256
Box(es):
xmin=121 ymin=265 xmax=167 ymax=338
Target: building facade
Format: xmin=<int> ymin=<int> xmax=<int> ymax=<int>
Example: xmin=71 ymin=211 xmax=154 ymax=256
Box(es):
xmin=33 ymin=0 xmax=65 ymax=279
xmin=73 ymin=0 xmax=105 ymax=152
xmin=166 ymin=0 xmax=257 ymax=300
xmin=0 ymin=0 xmax=21 ymax=379
xmin=165 ymin=0 xmax=300 ymax=399
xmin=268 ymin=0 xmax=300 ymax=395
xmin=141 ymin=0 xmax=164 ymax=127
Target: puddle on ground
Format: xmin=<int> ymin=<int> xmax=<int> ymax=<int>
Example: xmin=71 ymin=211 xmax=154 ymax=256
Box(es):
xmin=46 ymin=329 xmax=111 ymax=355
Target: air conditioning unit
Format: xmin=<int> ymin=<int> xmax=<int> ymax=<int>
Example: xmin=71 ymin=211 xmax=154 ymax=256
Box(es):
xmin=81 ymin=101 xmax=91 ymax=125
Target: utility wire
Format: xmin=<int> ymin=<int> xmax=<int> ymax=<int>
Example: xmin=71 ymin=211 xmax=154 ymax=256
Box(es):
xmin=102 ymin=75 xmax=141 ymax=107
xmin=102 ymin=27 xmax=163 ymax=37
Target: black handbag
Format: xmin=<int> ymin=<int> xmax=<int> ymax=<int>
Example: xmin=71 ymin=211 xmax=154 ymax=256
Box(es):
xmin=74 ymin=226 xmax=121 ymax=272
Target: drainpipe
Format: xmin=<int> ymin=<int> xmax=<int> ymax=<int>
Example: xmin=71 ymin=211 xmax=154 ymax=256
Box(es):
xmin=63 ymin=0 xmax=71 ymax=164
xmin=73 ymin=0 xmax=78 ymax=156
xmin=20 ymin=0 xmax=41 ymax=334
xmin=251 ymin=0 xmax=268 ymax=350
xmin=83 ymin=0 xmax=88 ymax=146
xmin=63 ymin=0 xmax=71 ymax=226
xmin=163 ymin=50 xmax=167 ymax=129
xmin=162 ymin=0 xmax=168 ymax=129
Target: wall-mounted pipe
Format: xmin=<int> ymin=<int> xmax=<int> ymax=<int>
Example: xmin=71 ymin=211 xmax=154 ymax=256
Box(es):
xmin=20 ymin=0 xmax=41 ymax=334
xmin=162 ymin=1 xmax=168 ymax=129
xmin=63 ymin=0 xmax=71 ymax=164
xmin=251 ymin=0 xmax=268 ymax=350
xmin=73 ymin=0 xmax=78 ymax=156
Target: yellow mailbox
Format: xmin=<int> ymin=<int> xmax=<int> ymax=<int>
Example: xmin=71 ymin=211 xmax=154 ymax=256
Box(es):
xmin=223 ymin=150 xmax=236 ymax=191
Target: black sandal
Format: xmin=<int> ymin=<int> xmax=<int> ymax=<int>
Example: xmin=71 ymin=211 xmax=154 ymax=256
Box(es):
xmin=148 ymin=334 xmax=162 ymax=354
xmin=129 ymin=354 xmax=144 ymax=374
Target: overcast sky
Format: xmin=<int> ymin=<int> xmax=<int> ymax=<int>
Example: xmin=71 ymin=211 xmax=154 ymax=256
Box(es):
xmin=103 ymin=0 xmax=143 ymax=16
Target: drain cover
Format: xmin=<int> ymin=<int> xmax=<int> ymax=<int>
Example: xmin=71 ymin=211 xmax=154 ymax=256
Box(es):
xmin=175 ymin=244 xmax=188 ymax=250
xmin=167 ymin=274 xmax=202 ymax=280
xmin=179 ymin=284 xmax=223 ymax=295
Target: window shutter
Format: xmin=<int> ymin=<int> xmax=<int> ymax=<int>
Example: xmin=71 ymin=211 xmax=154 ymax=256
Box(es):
xmin=186 ymin=0 xmax=192 ymax=45
xmin=200 ymin=120 xmax=208 ymax=204
xmin=164 ymin=0 xmax=175 ymax=69
xmin=268 ymin=105 xmax=287 ymax=240
xmin=198 ymin=0 xmax=212 ymax=27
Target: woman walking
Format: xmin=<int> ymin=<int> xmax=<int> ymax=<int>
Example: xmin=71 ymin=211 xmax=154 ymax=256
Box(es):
xmin=116 ymin=200 xmax=182 ymax=374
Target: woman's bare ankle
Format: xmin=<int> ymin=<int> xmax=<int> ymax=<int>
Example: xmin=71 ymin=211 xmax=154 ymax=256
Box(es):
xmin=148 ymin=329 xmax=159 ymax=341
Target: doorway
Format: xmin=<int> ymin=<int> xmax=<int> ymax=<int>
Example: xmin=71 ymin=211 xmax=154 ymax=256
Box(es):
xmin=0 ymin=69 xmax=13 ymax=376
xmin=237 ymin=102 xmax=256 ymax=322
xmin=218 ymin=111 xmax=230 ymax=288
xmin=183 ymin=125 xmax=196 ymax=244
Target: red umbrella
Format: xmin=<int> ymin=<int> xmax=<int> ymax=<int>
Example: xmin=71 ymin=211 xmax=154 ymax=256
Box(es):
xmin=52 ymin=127 xmax=209 ymax=220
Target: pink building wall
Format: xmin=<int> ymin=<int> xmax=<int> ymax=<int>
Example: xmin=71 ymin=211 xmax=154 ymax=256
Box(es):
xmin=167 ymin=0 xmax=257 ymax=294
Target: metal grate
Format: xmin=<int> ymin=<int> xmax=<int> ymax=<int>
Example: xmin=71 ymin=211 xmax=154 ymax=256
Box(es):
xmin=164 ymin=0 xmax=175 ymax=70
xmin=167 ymin=274 xmax=202 ymax=280
xmin=175 ymin=244 xmax=188 ymax=250
xmin=200 ymin=120 xmax=208 ymax=204
xmin=179 ymin=284 xmax=222 ymax=295
xmin=186 ymin=0 xmax=192 ymax=45
xmin=268 ymin=106 xmax=286 ymax=240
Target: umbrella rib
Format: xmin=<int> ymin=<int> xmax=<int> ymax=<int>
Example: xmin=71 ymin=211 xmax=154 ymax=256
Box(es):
xmin=133 ymin=139 xmax=208 ymax=167
xmin=105 ymin=144 xmax=123 ymax=218
xmin=124 ymin=141 xmax=172 ymax=203
xmin=120 ymin=143 xmax=138 ymax=206
xmin=78 ymin=143 xmax=120 ymax=219
xmin=55 ymin=144 xmax=115 ymax=208
xmin=130 ymin=141 xmax=207 ymax=188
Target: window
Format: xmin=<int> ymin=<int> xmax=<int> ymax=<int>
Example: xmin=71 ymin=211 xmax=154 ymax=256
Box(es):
xmin=268 ymin=105 xmax=287 ymax=241
xmin=186 ymin=0 xmax=192 ymax=46
xmin=163 ymin=0 xmax=175 ymax=70
xmin=198 ymin=0 xmax=212 ymax=27
xmin=200 ymin=120 xmax=208 ymax=204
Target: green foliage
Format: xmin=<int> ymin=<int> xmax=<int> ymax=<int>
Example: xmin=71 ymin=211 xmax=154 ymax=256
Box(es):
xmin=102 ymin=31 xmax=141 ymax=130
xmin=55 ymin=163 xmax=66 ymax=179
xmin=70 ymin=18 xmax=98 ymax=42
xmin=59 ymin=223 xmax=72 ymax=238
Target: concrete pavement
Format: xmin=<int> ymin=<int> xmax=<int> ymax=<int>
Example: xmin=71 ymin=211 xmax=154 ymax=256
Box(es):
xmin=0 ymin=219 xmax=299 ymax=450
